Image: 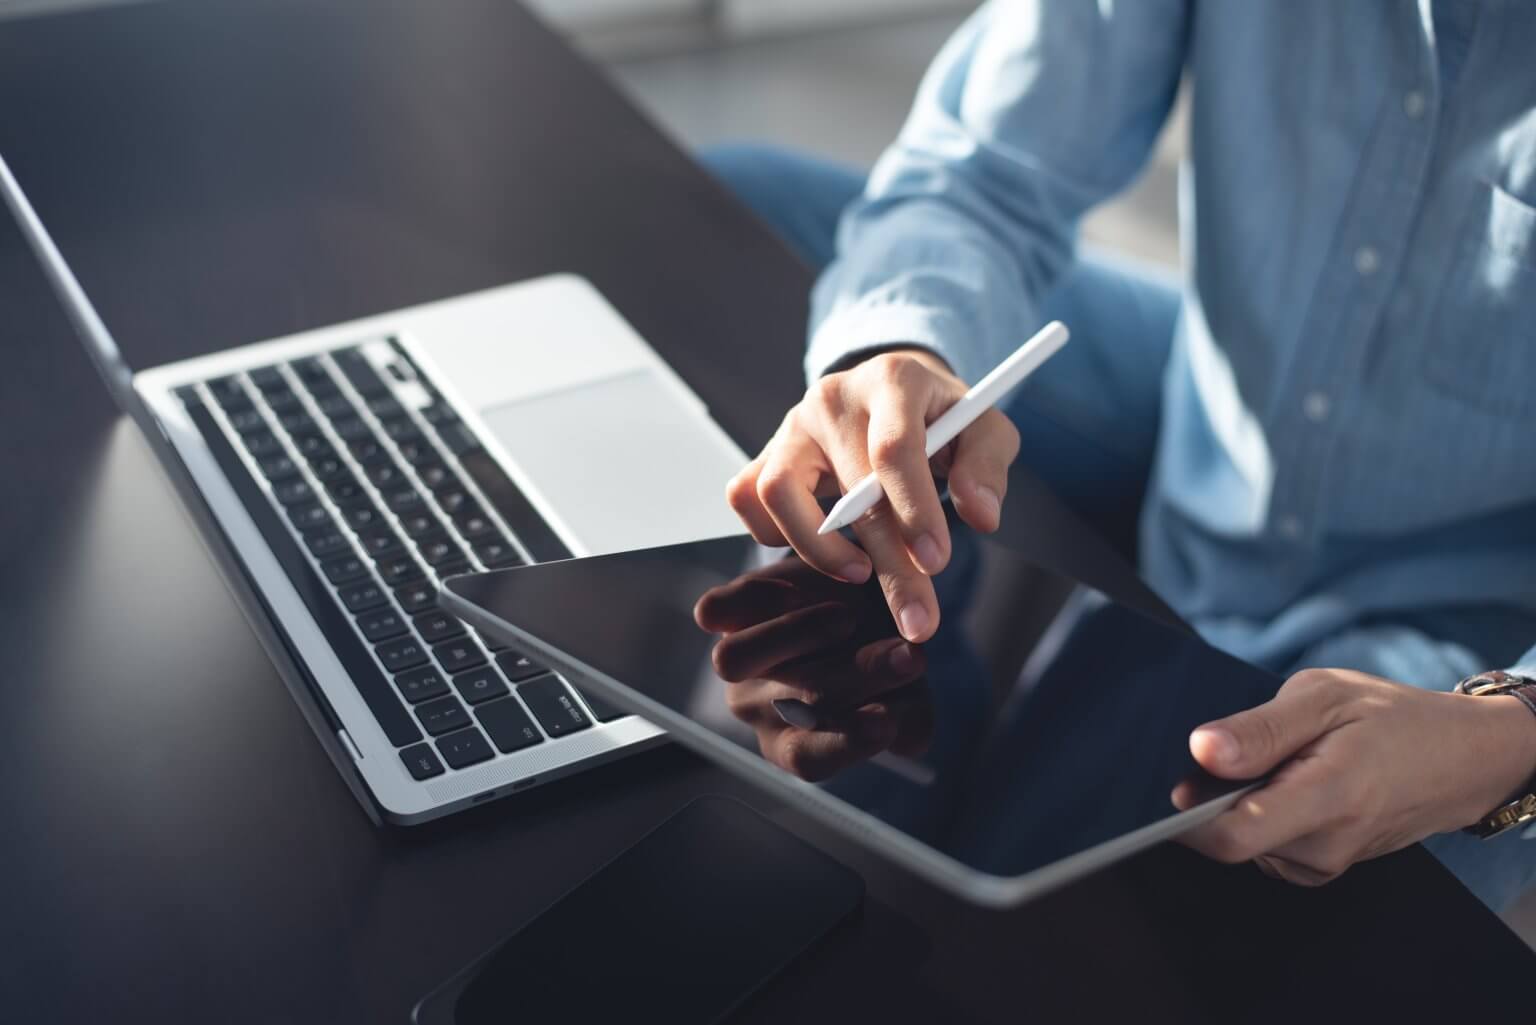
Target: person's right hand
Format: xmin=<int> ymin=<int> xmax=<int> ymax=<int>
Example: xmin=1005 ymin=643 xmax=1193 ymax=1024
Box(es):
xmin=726 ymin=348 xmax=1020 ymax=643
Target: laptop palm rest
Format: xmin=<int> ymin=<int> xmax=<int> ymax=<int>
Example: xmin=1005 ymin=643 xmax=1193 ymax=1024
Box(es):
xmin=478 ymin=368 xmax=746 ymax=555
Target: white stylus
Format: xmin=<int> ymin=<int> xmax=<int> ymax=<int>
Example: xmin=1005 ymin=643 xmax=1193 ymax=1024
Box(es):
xmin=816 ymin=320 xmax=1071 ymax=536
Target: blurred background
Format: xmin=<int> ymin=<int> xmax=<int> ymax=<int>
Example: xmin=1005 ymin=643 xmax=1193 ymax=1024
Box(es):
xmin=3 ymin=0 xmax=1531 ymax=943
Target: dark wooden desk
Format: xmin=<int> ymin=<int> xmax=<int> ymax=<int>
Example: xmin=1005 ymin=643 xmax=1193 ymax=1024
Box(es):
xmin=1 ymin=2 xmax=1531 ymax=1021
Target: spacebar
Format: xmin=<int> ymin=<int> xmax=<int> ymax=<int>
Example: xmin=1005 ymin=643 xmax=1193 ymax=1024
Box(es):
xmin=188 ymin=401 xmax=422 ymax=747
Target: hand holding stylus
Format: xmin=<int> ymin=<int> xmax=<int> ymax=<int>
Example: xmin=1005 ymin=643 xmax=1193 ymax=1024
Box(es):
xmin=726 ymin=323 xmax=1066 ymax=643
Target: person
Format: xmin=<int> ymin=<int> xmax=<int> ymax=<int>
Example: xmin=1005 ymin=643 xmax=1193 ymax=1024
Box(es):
xmin=701 ymin=0 xmax=1536 ymax=909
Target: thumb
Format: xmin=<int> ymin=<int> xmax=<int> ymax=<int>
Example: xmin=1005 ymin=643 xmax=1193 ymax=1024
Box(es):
xmin=1190 ymin=676 xmax=1338 ymax=779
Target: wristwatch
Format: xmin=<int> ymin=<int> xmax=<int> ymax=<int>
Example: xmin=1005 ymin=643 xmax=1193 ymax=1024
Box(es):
xmin=1454 ymin=671 xmax=1536 ymax=839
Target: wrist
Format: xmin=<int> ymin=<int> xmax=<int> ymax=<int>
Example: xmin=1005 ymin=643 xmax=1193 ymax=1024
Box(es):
xmin=1461 ymin=694 xmax=1536 ymax=827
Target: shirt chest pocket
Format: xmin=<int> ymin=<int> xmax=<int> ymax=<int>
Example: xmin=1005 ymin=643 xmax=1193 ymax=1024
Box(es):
xmin=1423 ymin=184 xmax=1536 ymax=417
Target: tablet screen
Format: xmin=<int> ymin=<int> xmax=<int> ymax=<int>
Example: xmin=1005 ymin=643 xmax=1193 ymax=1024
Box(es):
xmin=445 ymin=520 xmax=1280 ymax=883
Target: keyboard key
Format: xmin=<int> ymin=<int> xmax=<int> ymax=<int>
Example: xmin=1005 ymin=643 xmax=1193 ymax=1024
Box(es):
xmin=336 ymin=349 xmax=388 ymax=395
xmin=365 ymin=461 xmax=404 ymax=488
xmin=496 ymin=650 xmax=547 ymax=683
xmin=453 ymin=667 xmax=509 ymax=705
xmin=289 ymin=356 xmax=330 ymax=385
xmin=382 ymin=487 xmax=425 ymax=514
xmin=477 ymin=697 xmax=543 ymax=753
xmin=576 ymin=687 xmax=627 ymax=723
xmin=278 ymin=410 xmax=317 ymax=435
xmin=396 ymin=665 xmax=450 ymax=704
xmin=415 ymin=696 xmax=471 ymax=737
xmin=436 ymin=727 xmax=493 ymax=769
xmin=263 ymin=388 xmax=301 ymax=415
xmin=421 ymin=403 xmax=458 ymax=426
xmin=382 ymin=418 xmax=421 ymax=444
xmin=348 ymin=438 xmax=390 ymax=465
xmin=308 ymin=453 xmax=346 ymax=481
xmin=258 ymin=454 xmax=299 ymax=481
xmin=248 ymin=365 xmax=285 ymax=392
xmin=378 ymin=555 xmax=425 ymax=587
xmin=376 ymin=636 xmax=429 ymax=673
xmin=399 ymin=743 xmax=445 ymax=780
xmin=320 ymin=554 xmax=368 ymax=585
xmin=332 ymin=416 xmax=372 ymax=443
xmin=475 ymin=629 xmax=509 ymax=653
xmin=435 ymin=558 xmax=471 ymax=578
xmin=326 ymin=476 xmax=368 ymax=506
xmin=303 ymin=528 xmax=352 ymax=559
xmin=517 ymin=675 xmax=592 ymax=738
xmin=433 ymin=639 xmax=485 ymax=675
xmin=226 ymin=408 xmax=268 ymax=434
xmin=397 ymin=511 xmax=439 ymax=539
xmin=439 ymin=491 xmax=474 ymax=517
xmin=473 ymin=538 xmax=522 ymax=568
xmin=292 ymin=432 xmax=332 ymax=459
xmin=453 ymin=509 xmax=495 ymax=540
xmin=356 ymin=607 xmax=407 ymax=642
xmin=271 ymin=478 xmax=315 ymax=506
xmin=339 ymin=581 xmax=388 ymax=612
xmin=241 ymin=430 xmax=283 ymax=458
xmin=317 ymin=393 xmax=354 ymax=420
xmin=397 ymin=439 xmax=436 ymax=466
xmin=342 ymin=502 xmax=384 ymax=531
xmin=416 ymin=463 xmax=451 ymax=491
xmin=287 ymin=502 xmax=333 ymax=532
xmin=413 ymin=611 xmax=465 ymax=644
xmin=436 ymin=421 xmax=481 ymax=456
xmin=416 ymin=534 xmax=464 ymax=568
xmin=358 ymin=525 xmax=405 ymax=560
xmin=208 ymin=375 xmax=247 ymax=405
xmin=366 ymin=395 xmax=404 ymax=420
xmin=393 ymin=581 xmax=438 ymax=615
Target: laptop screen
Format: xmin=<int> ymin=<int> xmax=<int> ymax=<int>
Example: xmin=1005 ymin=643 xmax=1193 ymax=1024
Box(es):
xmin=445 ymin=519 xmax=1281 ymax=883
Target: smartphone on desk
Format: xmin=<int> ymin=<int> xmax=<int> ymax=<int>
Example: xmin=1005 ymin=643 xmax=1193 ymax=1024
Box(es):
xmin=413 ymin=797 xmax=864 ymax=1025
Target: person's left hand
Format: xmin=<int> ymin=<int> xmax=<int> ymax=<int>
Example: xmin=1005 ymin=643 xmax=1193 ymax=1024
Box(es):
xmin=1175 ymin=668 xmax=1536 ymax=885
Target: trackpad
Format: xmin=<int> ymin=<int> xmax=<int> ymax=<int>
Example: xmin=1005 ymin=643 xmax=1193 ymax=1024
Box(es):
xmin=478 ymin=370 xmax=747 ymax=555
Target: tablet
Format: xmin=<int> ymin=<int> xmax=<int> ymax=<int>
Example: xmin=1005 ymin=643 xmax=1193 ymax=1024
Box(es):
xmin=441 ymin=519 xmax=1280 ymax=908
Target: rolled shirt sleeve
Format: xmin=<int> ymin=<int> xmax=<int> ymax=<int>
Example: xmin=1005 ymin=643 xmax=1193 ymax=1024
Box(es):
xmin=806 ymin=0 xmax=1191 ymax=385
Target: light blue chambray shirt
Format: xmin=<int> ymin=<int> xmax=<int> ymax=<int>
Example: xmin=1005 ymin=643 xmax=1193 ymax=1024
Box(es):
xmin=806 ymin=0 xmax=1536 ymax=686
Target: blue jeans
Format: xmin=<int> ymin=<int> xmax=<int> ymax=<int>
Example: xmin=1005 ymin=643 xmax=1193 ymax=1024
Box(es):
xmin=700 ymin=142 xmax=1536 ymax=912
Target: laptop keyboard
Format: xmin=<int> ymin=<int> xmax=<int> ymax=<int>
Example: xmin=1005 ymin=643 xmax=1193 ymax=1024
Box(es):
xmin=175 ymin=340 xmax=627 ymax=785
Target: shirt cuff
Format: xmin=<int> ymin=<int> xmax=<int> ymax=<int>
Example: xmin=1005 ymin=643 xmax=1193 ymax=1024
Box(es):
xmin=804 ymin=303 xmax=988 ymax=386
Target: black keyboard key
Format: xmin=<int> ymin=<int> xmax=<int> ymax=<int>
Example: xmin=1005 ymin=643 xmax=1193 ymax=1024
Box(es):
xmin=289 ymin=356 xmax=330 ymax=385
xmin=342 ymin=502 xmax=384 ymax=531
xmin=416 ymin=534 xmax=464 ymax=568
xmin=303 ymin=528 xmax=352 ymax=560
xmin=278 ymin=410 xmax=317 ymax=435
xmin=394 ymin=581 xmax=438 ymax=615
xmin=332 ymin=416 xmax=372 ymax=443
xmin=396 ymin=439 xmax=436 ymax=466
xmin=376 ymin=636 xmax=429 ymax=673
xmin=397 ymin=511 xmax=439 ymax=539
xmin=517 ymin=674 xmax=592 ymax=738
xmin=435 ymin=421 xmax=481 ymax=456
xmin=496 ymin=650 xmax=547 ymax=683
xmin=356 ymin=607 xmax=407 ymax=642
xmin=436 ymin=490 xmax=471 ymax=515
xmin=208 ymin=375 xmax=247 ymax=405
xmin=416 ymin=463 xmax=452 ymax=491
xmin=339 ymin=581 xmax=388 ymax=612
xmin=414 ymin=611 xmax=465 ymax=644
xmin=378 ymin=555 xmax=425 ymax=587
xmin=415 ymin=696 xmax=471 ymax=737
xmin=258 ymin=454 xmax=299 ymax=481
xmin=436 ymin=728 xmax=493 ymax=769
xmin=421 ymin=403 xmax=458 ymax=426
xmin=453 ymin=509 xmax=495 ymax=540
xmin=287 ymin=502 xmax=334 ymax=532
xmin=433 ymin=638 xmax=485 ymax=675
xmin=383 ymin=487 xmax=426 ymax=514
xmin=358 ymin=525 xmax=405 ymax=560
xmin=453 ymin=667 xmax=509 ymax=705
xmin=241 ymin=430 xmax=283 ymax=458
xmin=263 ymin=388 xmax=301 ymax=415
xmin=326 ymin=476 xmax=368 ymax=506
xmin=382 ymin=418 xmax=421 ymax=444
xmin=226 ymin=408 xmax=268 ymax=434
xmin=308 ymin=454 xmax=346 ymax=482
xmin=365 ymin=462 xmax=404 ymax=488
xmin=477 ymin=697 xmax=543 ymax=753
xmin=336 ymin=349 xmax=388 ymax=395
xmin=396 ymin=665 xmax=450 ymax=704
xmin=320 ymin=554 xmax=368 ymax=585
xmin=475 ymin=629 xmax=509 ymax=653
xmin=473 ymin=538 xmax=522 ymax=568
xmin=315 ymin=391 xmax=352 ymax=417
xmin=576 ymin=687 xmax=627 ymax=723
xmin=366 ymin=394 xmax=404 ymax=420
xmin=348 ymin=438 xmax=389 ymax=465
xmin=292 ymin=432 xmax=332 ymax=459
xmin=186 ymin=402 xmax=420 ymax=748
xmin=248 ymin=365 xmax=285 ymax=392
xmin=435 ymin=558 xmax=471 ymax=579
xmin=399 ymin=743 xmax=445 ymax=781
xmin=271 ymin=478 xmax=315 ymax=506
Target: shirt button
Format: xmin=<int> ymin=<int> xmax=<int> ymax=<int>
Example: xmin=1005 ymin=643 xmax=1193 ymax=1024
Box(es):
xmin=1354 ymin=246 xmax=1380 ymax=275
xmin=1303 ymin=391 xmax=1331 ymax=423
xmin=1403 ymin=90 xmax=1427 ymax=119
xmin=1278 ymin=515 xmax=1304 ymax=541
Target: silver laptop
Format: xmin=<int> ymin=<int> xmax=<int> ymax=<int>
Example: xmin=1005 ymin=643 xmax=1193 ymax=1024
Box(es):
xmin=1 ymin=152 xmax=747 ymax=823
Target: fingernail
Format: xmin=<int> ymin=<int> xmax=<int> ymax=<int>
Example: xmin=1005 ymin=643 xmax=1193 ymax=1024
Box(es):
xmin=912 ymin=533 xmax=944 ymax=574
xmin=974 ymin=485 xmax=1001 ymax=521
xmin=773 ymin=699 xmax=819 ymax=730
xmin=838 ymin=561 xmax=871 ymax=584
xmin=1192 ymin=726 xmax=1239 ymax=765
xmin=889 ymin=643 xmax=916 ymax=675
xmin=897 ymin=603 xmax=929 ymax=641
